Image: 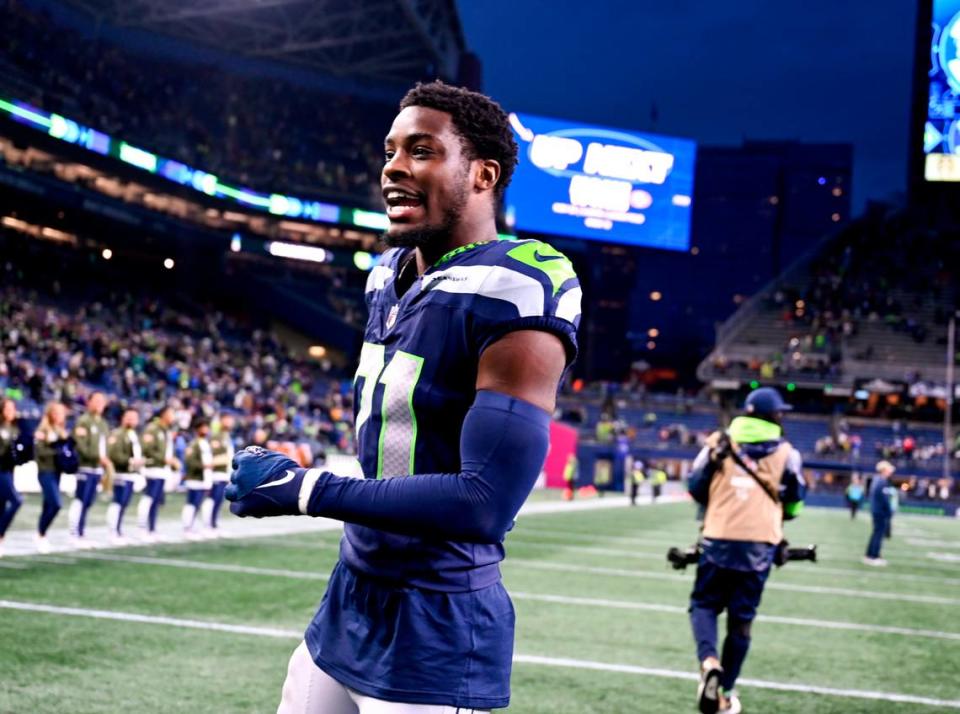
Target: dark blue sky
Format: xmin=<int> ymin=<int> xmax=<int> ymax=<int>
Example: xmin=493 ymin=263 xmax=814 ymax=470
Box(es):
xmin=457 ymin=1 xmax=919 ymax=215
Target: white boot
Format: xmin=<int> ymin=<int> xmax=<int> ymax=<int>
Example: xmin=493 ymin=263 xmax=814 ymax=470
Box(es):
xmin=182 ymin=504 xmax=199 ymax=539
xmin=106 ymin=503 xmax=121 ymax=535
xmin=200 ymin=498 xmax=214 ymax=529
xmin=35 ymin=534 xmax=52 ymax=554
xmin=137 ymin=496 xmax=153 ymax=530
xmin=67 ymin=499 xmax=84 ymax=537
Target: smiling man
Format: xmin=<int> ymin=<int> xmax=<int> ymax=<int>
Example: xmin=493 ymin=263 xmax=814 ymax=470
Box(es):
xmin=226 ymin=81 xmax=582 ymax=713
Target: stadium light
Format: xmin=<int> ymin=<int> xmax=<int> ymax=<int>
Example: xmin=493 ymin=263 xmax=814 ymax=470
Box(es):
xmin=308 ymin=345 xmax=327 ymax=358
xmin=650 ymin=291 xmax=662 ymax=301
xmin=101 ymin=248 xmax=113 ymax=260
xmin=268 ymin=241 xmax=330 ymax=264
xmin=648 ymin=328 xmax=659 ymax=338
xmin=163 ymin=258 xmax=175 ymax=269
xmin=353 ymin=251 xmax=375 ymax=271
xmin=646 ymin=341 xmax=656 ymax=350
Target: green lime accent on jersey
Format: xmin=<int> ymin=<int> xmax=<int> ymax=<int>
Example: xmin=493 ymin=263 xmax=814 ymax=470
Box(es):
xmin=507 ymin=241 xmax=576 ymax=295
xmin=433 ymin=240 xmax=494 ymax=267
xmin=728 ymin=415 xmax=782 ymax=444
xmin=376 ymin=351 xmax=424 ymax=479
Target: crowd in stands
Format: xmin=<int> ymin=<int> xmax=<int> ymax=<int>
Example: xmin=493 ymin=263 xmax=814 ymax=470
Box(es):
xmin=708 ymin=209 xmax=960 ymax=384
xmin=0 ymin=257 xmax=356 ymax=457
xmin=0 ymin=0 xmax=393 ymax=209
xmin=775 ymin=211 xmax=956 ymax=354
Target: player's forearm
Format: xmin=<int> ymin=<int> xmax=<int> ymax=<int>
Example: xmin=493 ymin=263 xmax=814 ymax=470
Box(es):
xmin=303 ymin=391 xmax=551 ymax=542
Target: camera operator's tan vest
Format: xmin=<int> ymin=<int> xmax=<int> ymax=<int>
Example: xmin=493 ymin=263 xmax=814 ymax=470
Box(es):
xmin=702 ymin=431 xmax=791 ymax=545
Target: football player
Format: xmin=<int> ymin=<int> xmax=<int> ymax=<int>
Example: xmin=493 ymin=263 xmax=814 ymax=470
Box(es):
xmin=227 ymin=81 xmax=581 ymax=713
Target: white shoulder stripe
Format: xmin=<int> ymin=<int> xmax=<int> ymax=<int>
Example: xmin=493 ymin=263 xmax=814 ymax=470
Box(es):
xmin=365 ymin=265 xmax=394 ymax=293
xmin=556 ymin=287 xmax=582 ymax=323
xmin=424 ymin=265 xmax=545 ymax=317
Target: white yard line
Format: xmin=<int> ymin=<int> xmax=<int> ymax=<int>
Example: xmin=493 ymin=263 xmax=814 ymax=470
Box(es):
xmin=511 ymin=560 xmax=960 ymax=606
xmin=510 ymin=592 xmax=960 ymax=641
xmin=909 ymin=538 xmax=960 ymax=549
xmin=1 ymin=494 xmax=640 ymax=558
xmin=0 ymin=560 xmax=28 ymax=569
xmin=270 ymin=529 xmax=960 ymax=586
xmin=71 ymin=552 xmax=332 ymax=581
xmin=507 ymin=533 xmax=960 ymax=586
xmin=0 ymin=515 xmax=344 ymax=557
xmin=517 ymin=525 xmax=959 ymax=555
xmin=1 ymin=599 xmax=956 ymax=709
xmin=39 ymin=551 xmax=960 ymax=642
xmin=513 ymin=654 xmax=960 ymax=709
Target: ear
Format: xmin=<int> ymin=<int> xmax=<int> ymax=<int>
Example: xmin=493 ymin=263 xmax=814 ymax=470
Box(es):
xmin=474 ymin=159 xmax=501 ymax=193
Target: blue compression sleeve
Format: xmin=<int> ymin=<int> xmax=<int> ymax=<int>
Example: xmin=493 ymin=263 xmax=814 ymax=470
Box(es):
xmin=302 ymin=390 xmax=550 ymax=543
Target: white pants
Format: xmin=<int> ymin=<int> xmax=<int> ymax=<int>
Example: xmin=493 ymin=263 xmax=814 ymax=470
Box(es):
xmin=278 ymin=641 xmax=490 ymax=714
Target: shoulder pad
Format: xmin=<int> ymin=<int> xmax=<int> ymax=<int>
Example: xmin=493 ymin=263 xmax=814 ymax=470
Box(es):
xmin=504 ymin=240 xmax=578 ymax=297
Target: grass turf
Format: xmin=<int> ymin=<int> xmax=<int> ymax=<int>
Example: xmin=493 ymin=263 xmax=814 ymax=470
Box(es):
xmin=2 ymin=497 xmax=959 ymax=713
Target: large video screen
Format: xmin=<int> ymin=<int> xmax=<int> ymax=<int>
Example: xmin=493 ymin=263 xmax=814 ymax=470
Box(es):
xmin=926 ymin=0 xmax=960 ymax=181
xmin=505 ymin=112 xmax=695 ymax=250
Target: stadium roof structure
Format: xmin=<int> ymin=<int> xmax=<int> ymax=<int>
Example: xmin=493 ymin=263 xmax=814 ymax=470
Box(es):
xmin=61 ymin=0 xmax=466 ymax=84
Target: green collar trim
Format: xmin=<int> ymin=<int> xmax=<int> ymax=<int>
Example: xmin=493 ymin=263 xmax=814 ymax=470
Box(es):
xmin=433 ymin=240 xmax=494 ymax=267
xmin=728 ymin=415 xmax=782 ymax=443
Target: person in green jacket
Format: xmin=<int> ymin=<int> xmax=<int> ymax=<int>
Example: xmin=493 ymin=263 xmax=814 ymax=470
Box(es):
xmin=67 ymin=392 xmax=111 ymax=546
xmin=649 ymin=464 xmax=668 ymax=503
xmin=106 ymin=409 xmax=145 ymax=544
xmin=629 ymin=460 xmax=646 ymax=506
xmin=136 ymin=405 xmax=180 ymax=541
xmin=182 ymin=415 xmax=212 ymax=539
xmin=34 ymin=401 xmax=69 ymax=553
xmin=0 ymin=398 xmax=23 ymax=556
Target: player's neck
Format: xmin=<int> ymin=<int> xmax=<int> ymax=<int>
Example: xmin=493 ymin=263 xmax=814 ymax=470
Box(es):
xmin=413 ymin=219 xmax=498 ymax=274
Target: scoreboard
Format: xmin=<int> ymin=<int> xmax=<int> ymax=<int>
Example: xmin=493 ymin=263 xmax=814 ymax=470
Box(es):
xmin=925 ymin=0 xmax=960 ymax=181
xmin=505 ymin=112 xmax=696 ymax=250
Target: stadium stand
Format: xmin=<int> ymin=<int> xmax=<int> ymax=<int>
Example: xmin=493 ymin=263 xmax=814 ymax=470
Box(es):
xmin=0 ymin=0 xmax=395 ymax=209
xmin=699 ymin=207 xmax=960 ymax=387
xmin=0 ymin=231 xmax=356 ymax=456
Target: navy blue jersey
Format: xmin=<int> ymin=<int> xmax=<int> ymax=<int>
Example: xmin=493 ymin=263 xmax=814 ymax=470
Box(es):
xmin=338 ymin=238 xmax=580 ymax=591
xmin=305 ymin=238 xmax=580 ymax=708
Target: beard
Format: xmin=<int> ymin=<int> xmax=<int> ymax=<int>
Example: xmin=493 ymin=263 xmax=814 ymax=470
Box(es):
xmin=381 ymin=174 xmax=470 ymax=251
xmin=381 ymin=221 xmax=452 ymax=251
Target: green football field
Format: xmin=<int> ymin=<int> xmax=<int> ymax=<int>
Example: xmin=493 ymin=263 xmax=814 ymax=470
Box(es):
xmin=2 ymin=495 xmax=960 ymax=713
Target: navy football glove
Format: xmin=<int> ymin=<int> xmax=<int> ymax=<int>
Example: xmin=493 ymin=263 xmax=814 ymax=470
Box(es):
xmin=225 ymin=446 xmax=316 ymax=518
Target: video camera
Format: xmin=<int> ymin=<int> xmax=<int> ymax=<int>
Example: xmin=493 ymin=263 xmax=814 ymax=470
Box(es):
xmin=667 ymin=541 xmax=817 ymax=571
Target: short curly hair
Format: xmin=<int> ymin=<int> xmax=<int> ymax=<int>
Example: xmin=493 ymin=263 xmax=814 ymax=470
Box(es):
xmin=399 ymin=81 xmax=518 ymax=200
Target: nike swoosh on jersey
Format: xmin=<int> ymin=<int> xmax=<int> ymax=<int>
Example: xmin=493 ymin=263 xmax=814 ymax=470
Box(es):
xmin=533 ymin=251 xmax=565 ymax=262
xmin=257 ymin=469 xmax=296 ymax=490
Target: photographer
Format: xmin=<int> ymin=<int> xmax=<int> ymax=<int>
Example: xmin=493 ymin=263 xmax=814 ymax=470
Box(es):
xmin=686 ymin=388 xmax=806 ymax=714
